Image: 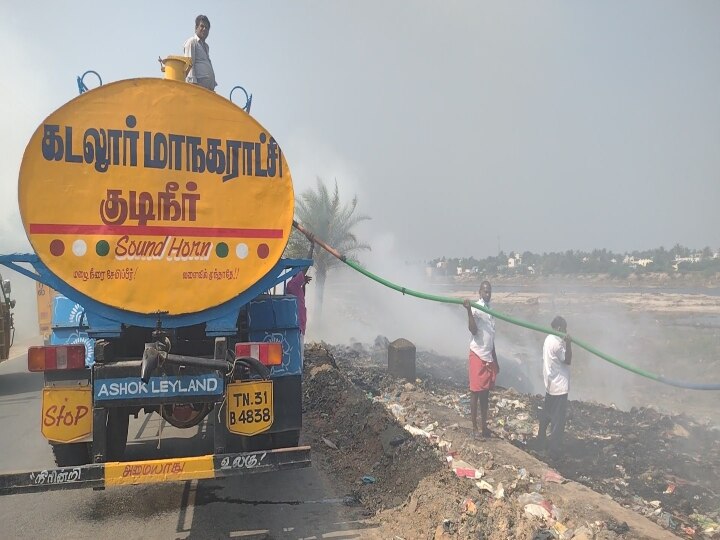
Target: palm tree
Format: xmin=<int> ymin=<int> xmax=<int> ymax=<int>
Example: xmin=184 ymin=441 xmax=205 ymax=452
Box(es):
xmin=285 ymin=177 xmax=370 ymax=319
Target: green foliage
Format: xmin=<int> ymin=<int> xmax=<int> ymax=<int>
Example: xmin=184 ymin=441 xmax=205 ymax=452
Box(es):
xmin=429 ymin=244 xmax=720 ymax=277
xmin=287 ymin=177 xmax=370 ymax=318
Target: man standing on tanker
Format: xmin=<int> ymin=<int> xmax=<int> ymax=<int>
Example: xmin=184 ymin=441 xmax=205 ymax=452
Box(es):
xmin=463 ymin=281 xmax=500 ymax=439
xmin=184 ymin=15 xmax=217 ymax=91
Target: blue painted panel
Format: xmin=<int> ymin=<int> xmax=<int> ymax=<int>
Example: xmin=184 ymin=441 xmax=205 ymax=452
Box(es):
xmin=85 ymin=311 xmax=122 ymax=337
xmin=248 ymin=295 xmax=302 ymax=377
xmin=52 ymin=296 xmax=86 ymax=327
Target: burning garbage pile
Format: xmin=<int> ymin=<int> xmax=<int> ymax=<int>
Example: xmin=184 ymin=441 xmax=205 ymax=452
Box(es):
xmin=316 ymin=340 xmax=720 ymax=538
xmin=522 ymin=397 xmax=720 ymax=538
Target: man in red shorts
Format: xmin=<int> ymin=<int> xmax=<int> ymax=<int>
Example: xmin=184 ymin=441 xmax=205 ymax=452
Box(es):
xmin=463 ymin=281 xmax=499 ymax=439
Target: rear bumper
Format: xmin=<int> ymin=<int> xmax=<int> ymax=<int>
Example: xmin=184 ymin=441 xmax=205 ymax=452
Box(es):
xmin=0 ymin=446 xmax=311 ymax=496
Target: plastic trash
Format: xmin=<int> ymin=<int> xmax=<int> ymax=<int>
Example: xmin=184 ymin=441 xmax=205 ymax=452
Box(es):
xmin=389 ymin=403 xmax=406 ymax=420
xmin=524 ymin=503 xmax=551 ymax=520
xmin=462 ymin=498 xmax=477 ymax=515
xmin=404 ymin=424 xmax=431 ymax=438
xmin=476 ymin=480 xmax=494 ymax=492
xmin=543 ymin=469 xmax=565 ymax=484
xmin=322 ymin=437 xmax=339 ymax=450
xmin=518 ymin=492 xmax=545 ymax=506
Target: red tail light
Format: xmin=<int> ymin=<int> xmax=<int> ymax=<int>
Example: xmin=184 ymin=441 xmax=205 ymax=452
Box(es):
xmin=28 ymin=345 xmax=86 ymax=372
xmin=235 ymin=342 xmax=282 ymax=366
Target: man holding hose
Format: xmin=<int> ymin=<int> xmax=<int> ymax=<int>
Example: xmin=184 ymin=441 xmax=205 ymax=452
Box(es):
xmin=537 ymin=315 xmax=573 ymax=458
xmin=463 ymin=281 xmax=500 ymax=440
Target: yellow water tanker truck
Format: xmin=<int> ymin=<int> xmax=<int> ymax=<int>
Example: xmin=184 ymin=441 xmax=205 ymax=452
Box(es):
xmin=0 ymin=61 xmax=311 ymax=494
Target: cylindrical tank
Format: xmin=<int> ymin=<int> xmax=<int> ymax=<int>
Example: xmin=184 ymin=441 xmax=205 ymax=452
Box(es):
xmin=18 ymin=78 xmax=294 ymax=318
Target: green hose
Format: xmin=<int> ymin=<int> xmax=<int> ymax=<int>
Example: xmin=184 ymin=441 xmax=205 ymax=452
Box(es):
xmin=293 ymin=221 xmax=720 ymax=391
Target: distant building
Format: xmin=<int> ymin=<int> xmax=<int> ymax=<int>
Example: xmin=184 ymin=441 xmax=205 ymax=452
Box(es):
xmin=507 ymin=253 xmax=522 ymax=268
xmin=673 ymin=254 xmax=702 ymax=271
xmin=623 ymin=256 xmax=653 ymax=268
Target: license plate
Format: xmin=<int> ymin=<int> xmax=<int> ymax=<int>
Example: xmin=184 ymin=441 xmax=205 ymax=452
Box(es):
xmin=42 ymin=387 xmax=92 ymax=443
xmin=226 ymin=381 xmax=273 ymax=436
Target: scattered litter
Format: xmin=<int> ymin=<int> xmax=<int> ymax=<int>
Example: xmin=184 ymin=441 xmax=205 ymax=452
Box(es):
xmin=606 ymin=519 xmax=630 ymax=534
xmin=361 ymin=475 xmax=376 ymax=484
xmin=436 ymin=438 xmax=452 ymax=451
xmin=518 ymin=492 xmax=544 ymax=506
xmin=691 ymin=513 xmax=720 ymax=533
xmin=532 ymin=529 xmax=554 ymax=540
xmin=571 ymin=525 xmax=593 ymax=540
xmin=342 ymin=494 xmax=361 ymax=506
xmin=461 ymin=498 xmax=477 ymax=516
xmin=452 ymin=459 xmax=484 ymax=479
xmin=552 ymin=521 xmax=568 ymax=536
xmin=664 ymin=483 xmax=676 ymax=494
xmin=388 ymin=403 xmax=406 ymax=420
xmin=454 ymin=467 xmax=484 ymax=479
xmin=524 ymin=503 xmax=551 ymax=520
xmin=658 ymin=512 xmax=676 ymax=529
xmin=518 ymin=468 xmax=528 ymax=480
xmin=543 ymin=469 xmax=565 ymax=484
xmin=322 ymin=437 xmax=339 ymax=450
xmin=476 ymin=480 xmax=494 ymax=493
xmin=496 ymin=398 xmax=526 ymax=409
xmin=670 ymin=423 xmax=690 ymax=438
xmin=404 ymin=424 xmax=431 ymax=438
xmin=493 ymin=481 xmax=505 ymax=499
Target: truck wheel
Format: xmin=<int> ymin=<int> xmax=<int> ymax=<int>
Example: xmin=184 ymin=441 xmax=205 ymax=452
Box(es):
xmin=272 ymin=430 xmax=300 ymax=449
xmin=106 ymin=408 xmax=129 ymax=461
xmin=51 ymin=442 xmax=91 ymax=467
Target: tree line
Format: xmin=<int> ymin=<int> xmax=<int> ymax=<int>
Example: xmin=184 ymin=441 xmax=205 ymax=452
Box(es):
xmin=430 ymin=245 xmax=720 ymax=278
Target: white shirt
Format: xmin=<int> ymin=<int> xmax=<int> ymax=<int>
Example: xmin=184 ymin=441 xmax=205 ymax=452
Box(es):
xmin=543 ymin=334 xmax=569 ymax=395
xmin=469 ymin=298 xmax=495 ymax=362
xmin=183 ymin=35 xmax=216 ymax=90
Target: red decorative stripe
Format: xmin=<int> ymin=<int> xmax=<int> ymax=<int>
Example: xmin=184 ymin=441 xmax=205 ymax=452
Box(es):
xmin=29 ymin=224 xmax=283 ymax=239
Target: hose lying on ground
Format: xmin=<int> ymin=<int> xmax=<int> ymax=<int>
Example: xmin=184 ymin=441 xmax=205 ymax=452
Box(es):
xmin=293 ymin=220 xmax=720 ymax=391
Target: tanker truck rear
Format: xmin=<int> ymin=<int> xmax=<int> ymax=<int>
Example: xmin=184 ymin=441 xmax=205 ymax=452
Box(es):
xmin=0 ymin=65 xmax=311 ymax=495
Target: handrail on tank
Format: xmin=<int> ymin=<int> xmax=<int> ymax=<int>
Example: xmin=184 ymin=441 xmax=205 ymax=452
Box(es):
xmin=230 ymin=86 xmax=252 ymax=113
xmin=0 ymin=254 xmax=311 ymax=329
xmin=76 ymin=70 xmax=103 ymax=95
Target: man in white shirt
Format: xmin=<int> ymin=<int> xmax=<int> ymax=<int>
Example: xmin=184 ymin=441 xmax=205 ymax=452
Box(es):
xmin=538 ymin=316 xmax=573 ymax=458
xmin=184 ymin=15 xmax=217 ymax=91
xmin=463 ymin=281 xmax=500 ymax=440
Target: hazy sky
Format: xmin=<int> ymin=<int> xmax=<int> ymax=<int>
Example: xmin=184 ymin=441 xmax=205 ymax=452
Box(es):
xmin=1 ymin=1 xmax=719 ymax=261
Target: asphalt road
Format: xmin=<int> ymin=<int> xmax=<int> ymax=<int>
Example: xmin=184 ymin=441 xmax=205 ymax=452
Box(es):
xmin=0 ymin=351 xmax=375 ymax=540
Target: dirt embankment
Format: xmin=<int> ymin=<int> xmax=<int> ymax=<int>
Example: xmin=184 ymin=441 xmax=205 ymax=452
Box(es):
xmin=303 ymin=342 xmax=711 ymax=539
